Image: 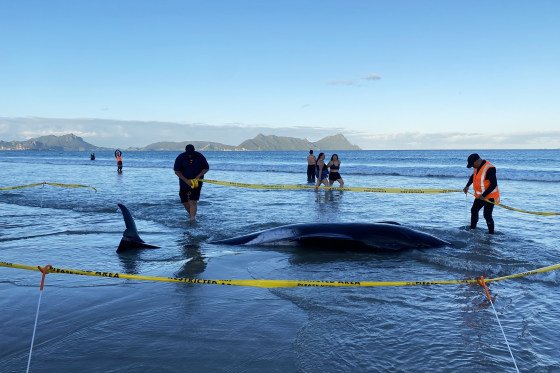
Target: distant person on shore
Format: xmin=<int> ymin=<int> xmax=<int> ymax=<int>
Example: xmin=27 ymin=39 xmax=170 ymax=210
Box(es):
xmin=314 ymin=152 xmax=329 ymax=191
xmin=114 ymin=150 xmax=123 ymax=173
xmin=327 ymin=154 xmax=344 ymax=187
xmin=90 ymin=153 xmax=95 ymax=160
xmin=463 ymin=153 xmax=500 ymax=234
xmin=307 ymin=150 xmax=316 ymax=183
xmin=174 ymin=144 xmax=209 ymax=221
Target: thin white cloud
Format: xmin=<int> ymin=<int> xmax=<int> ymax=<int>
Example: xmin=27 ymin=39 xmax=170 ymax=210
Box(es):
xmin=20 ymin=130 xmax=98 ymax=138
xmin=327 ymin=79 xmax=360 ymax=86
xmin=327 ymin=73 xmax=381 ymax=86
xmin=363 ymin=73 xmax=381 ymax=80
xmin=2 ymin=117 xmax=558 ymax=150
xmin=352 ymin=131 xmax=560 ymax=150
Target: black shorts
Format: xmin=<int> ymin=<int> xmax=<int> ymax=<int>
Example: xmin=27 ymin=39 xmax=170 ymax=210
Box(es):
xmin=179 ymin=182 xmax=203 ymax=202
xmin=307 ymin=164 xmax=315 ymax=177
xmin=329 ymin=172 xmax=341 ymax=181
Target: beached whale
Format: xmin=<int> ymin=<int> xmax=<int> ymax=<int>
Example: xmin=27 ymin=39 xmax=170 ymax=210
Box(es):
xmin=209 ymin=222 xmax=450 ymax=251
xmin=116 ymin=204 xmax=449 ymax=252
xmin=117 ymin=204 xmax=160 ymax=252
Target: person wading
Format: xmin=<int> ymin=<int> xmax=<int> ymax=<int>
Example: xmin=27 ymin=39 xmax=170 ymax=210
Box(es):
xmin=307 ymin=150 xmax=317 ymax=183
xmin=463 ymin=153 xmax=500 ymax=234
xmin=115 ymin=150 xmax=123 ymax=173
xmin=174 ymin=144 xmax=209 ymax=221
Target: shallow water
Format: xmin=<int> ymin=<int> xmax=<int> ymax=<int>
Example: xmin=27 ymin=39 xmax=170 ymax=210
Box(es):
xmin=1 ymin=149 xmax=559 ymax=372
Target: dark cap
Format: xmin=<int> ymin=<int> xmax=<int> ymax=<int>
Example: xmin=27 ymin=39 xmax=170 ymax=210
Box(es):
xmin=466 ymin=153 xmax=480 ymax=168
xmin=185 ymin=144 xmax=195 ymax=156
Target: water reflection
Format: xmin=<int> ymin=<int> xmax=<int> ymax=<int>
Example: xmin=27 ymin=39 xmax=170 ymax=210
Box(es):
xmin=175 ymin=232 xmax=208 ymax=278
xmin=117 ymin=251 xmax=140 ymax=274
xmin=175 ymin=244 xmax=207 ymax=278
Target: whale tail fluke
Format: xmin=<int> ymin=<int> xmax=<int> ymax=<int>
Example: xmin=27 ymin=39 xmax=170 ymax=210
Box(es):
xmin=117 ymin=204 xmax=159 ymax=252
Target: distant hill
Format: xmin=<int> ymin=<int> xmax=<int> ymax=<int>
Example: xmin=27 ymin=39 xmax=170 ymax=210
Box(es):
xmin=133 ymin=141 xmax=236 ymax=151
xmin=237 ymin=134 xmax=318 ymax=151
xmin=235 ymin=133 xmax=360 ymax=151
xmin=0 ymin=133 xmax=360 ymax=151
xmin=314 ymin=134 xmax=360 ymax=151
xmin=140 ymin=133 xmax=361 ymax=151
xmin=0 ymin=134 xmax=105 ymax=151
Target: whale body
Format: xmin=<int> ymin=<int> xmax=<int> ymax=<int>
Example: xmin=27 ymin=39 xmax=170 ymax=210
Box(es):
xmin=116 ymin=204 xmax=449 ymax=252
xmin=209 ymin=222 xmax=450 ymax=251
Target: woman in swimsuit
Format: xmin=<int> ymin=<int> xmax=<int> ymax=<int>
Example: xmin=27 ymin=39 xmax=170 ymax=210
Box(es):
xmin=314 ymin=152 xmax=329 ymax=191
xmin=327 ymin=154 xmax=344 ymax=187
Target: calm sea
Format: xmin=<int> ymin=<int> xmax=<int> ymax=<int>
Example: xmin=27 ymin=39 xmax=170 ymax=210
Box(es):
xmin=1 ymin=149 xmax=559 ymax=372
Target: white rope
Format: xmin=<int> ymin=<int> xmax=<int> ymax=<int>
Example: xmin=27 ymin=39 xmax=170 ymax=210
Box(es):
xmin=40 ymin=183 xmax=45 ymax=209
xmin=27 ymin=290 xmax=44 ymax=373
xmin=487 ymin=296 xmax=520 ymax=373
xmin=464 ymin=194 xmax=469 ymax=230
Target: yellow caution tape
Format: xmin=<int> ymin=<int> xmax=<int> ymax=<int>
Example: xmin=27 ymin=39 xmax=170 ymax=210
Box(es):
xmin=467 ymin=192 xmax=560 ymax=216
xmin=199 ymin=179 xmax=461 ymax=194
xmin=199 ymin=179 xmax=560 ymax=215
xmin=2 ymin=261 xmax=559 ymax=288
xmin=0 ymin=182 xmax=97 ymax=192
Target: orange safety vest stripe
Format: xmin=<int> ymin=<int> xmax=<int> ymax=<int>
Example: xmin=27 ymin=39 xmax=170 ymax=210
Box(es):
xmin=473 ymin=161 xmax=500 ymax=203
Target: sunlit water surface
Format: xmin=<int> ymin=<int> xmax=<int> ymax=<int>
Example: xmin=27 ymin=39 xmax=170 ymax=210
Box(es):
xmin=1 ymin=150 xmax=559 ymax=372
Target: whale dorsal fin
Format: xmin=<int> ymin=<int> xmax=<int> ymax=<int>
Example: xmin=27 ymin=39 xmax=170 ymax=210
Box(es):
xmin=117 ymin=204 xmax=159 ymax=252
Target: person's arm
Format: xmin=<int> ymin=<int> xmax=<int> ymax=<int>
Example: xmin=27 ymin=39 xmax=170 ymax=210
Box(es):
xmin=175 ymin=171 xmax=194 ymax=187
xmin=196 ymin=169 xmax=208 ymax=180
xmin=196 ymin=157 xmax=210 ymax=179
xmin=481 ymin=168 xmax=497 ymax=198
xmin=315 ymin=162 xmax=323 ymax=188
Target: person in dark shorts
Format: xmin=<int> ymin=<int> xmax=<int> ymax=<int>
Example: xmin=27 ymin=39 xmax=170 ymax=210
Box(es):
xmin=463 ymin=153 xmax=500 ymax=234
xmin=174 ymin=144 xmax=209 ymax=221
xmin=327 ymin=154 xmax=344 ymax=187
xmin=314 ymin=152 xmax=329 ymax=191
xmin=306 ymin=150 xmax=316 ymax=183
xmin=115 ymin=149 xmax=123 ymax=173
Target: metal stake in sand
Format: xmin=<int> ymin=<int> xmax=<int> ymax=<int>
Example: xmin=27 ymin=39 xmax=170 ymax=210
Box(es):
xmin=477 ymin=276 xmax=519 ymax=373
xmin=27 ymin=264 xmax=51 ymax=373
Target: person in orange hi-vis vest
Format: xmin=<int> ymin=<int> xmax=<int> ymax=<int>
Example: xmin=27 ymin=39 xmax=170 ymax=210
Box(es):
xmin=463 ymin=153 xmax=500 ymax=234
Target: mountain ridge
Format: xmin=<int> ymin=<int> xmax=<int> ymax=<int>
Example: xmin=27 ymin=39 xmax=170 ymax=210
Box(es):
xmin=0 ymin=133 xmax=361 ymax=151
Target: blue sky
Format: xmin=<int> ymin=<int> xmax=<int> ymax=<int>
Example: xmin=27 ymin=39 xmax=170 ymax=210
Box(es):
xmin=1 ymin=0 xmax=559 ymax=149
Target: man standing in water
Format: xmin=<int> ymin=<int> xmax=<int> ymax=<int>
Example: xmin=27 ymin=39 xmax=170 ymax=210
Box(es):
xmin=174 ymin=144 xmax=209 ymax=221
xmin=307 ymin=149 xmax=316 ymax=183
xmin=463 ymin=153 xmax=500 ymax=234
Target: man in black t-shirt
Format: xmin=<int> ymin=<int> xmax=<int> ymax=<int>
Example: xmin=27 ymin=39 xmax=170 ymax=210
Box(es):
xmin=173 ymin=144 xmax=209 ymax=221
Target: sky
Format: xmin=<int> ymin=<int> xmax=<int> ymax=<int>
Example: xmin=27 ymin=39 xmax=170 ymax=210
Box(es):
xmin=0 ymin=0 xmax=559 ymax=149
